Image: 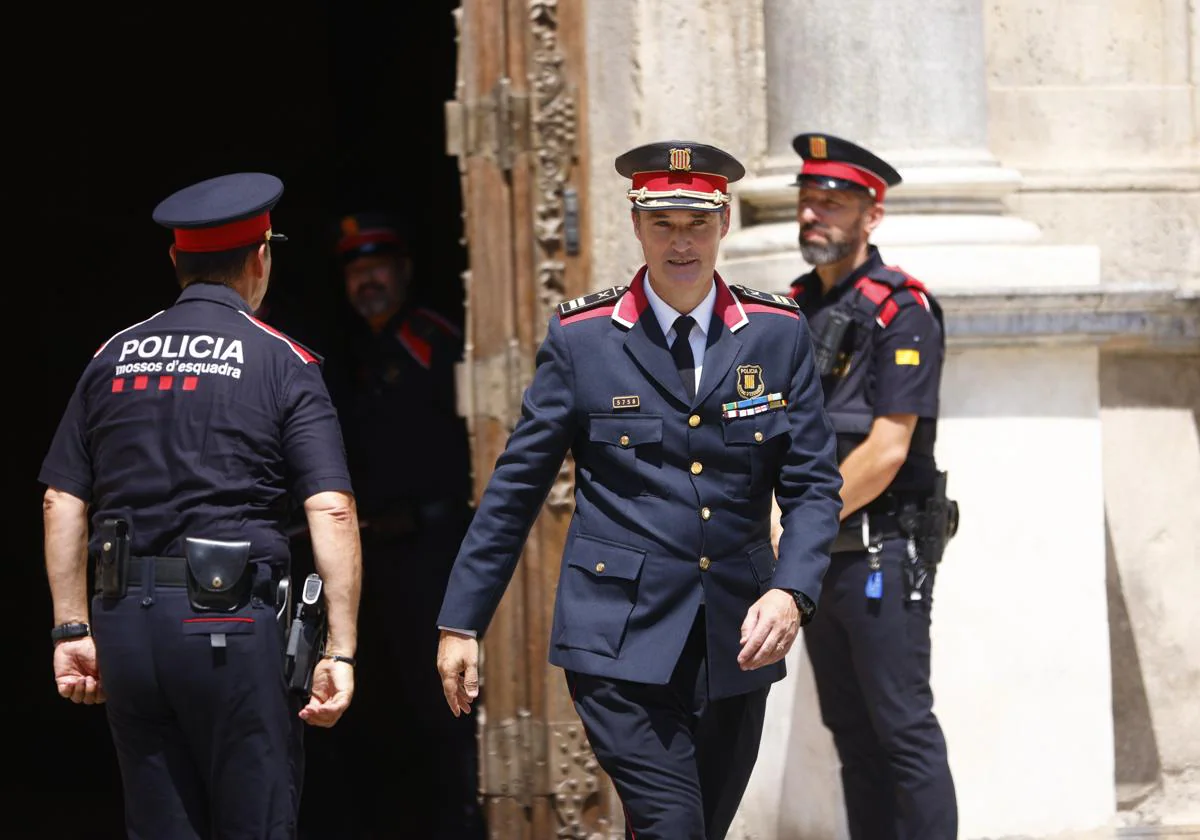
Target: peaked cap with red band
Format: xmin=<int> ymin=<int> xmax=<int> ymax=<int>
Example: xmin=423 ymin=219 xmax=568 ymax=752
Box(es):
xmin=153 ymin=172 xmax=288 ymax=253
xmin=335 ymin=211 xmax=407 ymax=264
xmin=791 ymin=133 xmax=902 ymax=202
xmin=616 ymin=140 xmax=745 ymax=211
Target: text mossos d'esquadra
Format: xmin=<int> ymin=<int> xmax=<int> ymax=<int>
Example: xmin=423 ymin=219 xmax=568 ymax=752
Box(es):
xmin=115 ymin=335 xmax=246 ymax=380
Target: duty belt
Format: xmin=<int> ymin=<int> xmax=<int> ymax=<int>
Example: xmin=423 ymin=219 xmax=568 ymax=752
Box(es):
xmin=126 ymin=556 xmax=187 ymax=587
xmin=112 ymin=556 xmax=278 ymax=601
xmin=829 ymin=511 xmax=904 ymax=554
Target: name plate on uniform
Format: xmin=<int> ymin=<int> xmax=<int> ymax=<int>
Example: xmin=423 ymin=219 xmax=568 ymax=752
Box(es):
xmin=721 ymin=392 xmax=786 ymax=420
xmin=612 ymin=395 xmax=641 ymax=410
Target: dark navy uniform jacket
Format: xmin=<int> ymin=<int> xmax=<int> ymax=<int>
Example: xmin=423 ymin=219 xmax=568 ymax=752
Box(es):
xmin=39 ymin=283 xmax=354 ymax=568
xmin=790 ymin=245 xmax=945 ymax=496
xmin=335 ymin=304 xmax=472 ymax=519
xmin=437 ymin=268 xmax=843 ymax=700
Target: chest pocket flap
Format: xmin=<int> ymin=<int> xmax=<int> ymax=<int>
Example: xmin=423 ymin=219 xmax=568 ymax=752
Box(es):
xmin=722 ymin=408 xmax=790 ymax=445
xmin=589 ymin=415 xmax=663 ymax=447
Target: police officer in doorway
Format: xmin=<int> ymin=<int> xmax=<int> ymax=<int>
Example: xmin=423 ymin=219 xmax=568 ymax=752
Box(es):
xmin=39 ymin=173 xmax=363 ymax=840
xmin=302 ymin=211 xmax=484 ymax=839
xmin=782 ymin=134 xmax=959 ymax=839
xmin=436 ymin=141 xmax=845 ymax=840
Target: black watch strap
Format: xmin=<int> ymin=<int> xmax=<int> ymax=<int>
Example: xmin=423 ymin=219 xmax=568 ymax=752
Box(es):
xmin=789 ymin=590 xmax=816 ymax=625
xmin=50 ymin=622 xmax=91 ymax=643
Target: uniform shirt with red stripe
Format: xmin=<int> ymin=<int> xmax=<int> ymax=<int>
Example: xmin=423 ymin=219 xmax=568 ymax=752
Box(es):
xmin=38 ymin=282 xmax=353 ymax=571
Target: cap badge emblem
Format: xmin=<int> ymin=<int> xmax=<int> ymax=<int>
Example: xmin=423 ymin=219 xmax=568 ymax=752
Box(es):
xmin=809 ymin=137 xmax=828 ymax=159
xmin=668 ymin=148 xmax=692 ymax=172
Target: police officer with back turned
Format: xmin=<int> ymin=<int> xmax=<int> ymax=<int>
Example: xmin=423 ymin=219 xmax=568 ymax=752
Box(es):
xmin=780 ymin=133 xmax=959 ymax=840
xmin=436 ymin=140 xmax=844 ymax=840
xmin=39 ymin=172 xmax=363 ymax=840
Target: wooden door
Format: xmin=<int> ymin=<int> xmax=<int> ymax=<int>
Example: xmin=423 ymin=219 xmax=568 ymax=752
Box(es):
xmin=446 ymin=1 xmax=621 ymax=837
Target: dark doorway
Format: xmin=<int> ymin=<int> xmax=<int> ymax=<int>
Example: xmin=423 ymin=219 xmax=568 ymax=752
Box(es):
xmin=19 ymin=2 xmax=462 ymax=836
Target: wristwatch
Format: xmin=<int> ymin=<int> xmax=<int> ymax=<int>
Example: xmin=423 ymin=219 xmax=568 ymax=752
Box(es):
xmin=50 ymin=622 xmax=92 ymax=643
xmin=788 ymin=591 xmax=816 ymax=626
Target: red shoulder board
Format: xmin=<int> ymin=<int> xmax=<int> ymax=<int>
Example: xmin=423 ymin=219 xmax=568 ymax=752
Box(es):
xmin=853 ymin=268 xmax=933 ymax=328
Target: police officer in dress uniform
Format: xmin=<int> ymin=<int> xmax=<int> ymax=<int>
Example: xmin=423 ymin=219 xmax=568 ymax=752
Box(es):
xmin=38 ymin=173 xmax=363 ymax=840
xmin=435 ymin=141 xmax=845 ymax=840
xmin=304 ymin=211 xmax=484 ymax=839
xmin=783 ymin=134 xmax=959 ymax=840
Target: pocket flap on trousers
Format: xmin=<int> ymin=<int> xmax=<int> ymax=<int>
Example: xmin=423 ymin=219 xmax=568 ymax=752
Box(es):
xmin=181 ymin=616 xmax=257 ymax=636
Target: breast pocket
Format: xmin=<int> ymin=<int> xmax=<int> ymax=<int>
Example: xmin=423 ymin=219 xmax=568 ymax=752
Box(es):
xmin=722 ymin=409 xmax=792 ymax=498
xmin=558 ymin=535 xmax=647 ymax=657
xmin=585 ymin=414 xmax=665 ymax=497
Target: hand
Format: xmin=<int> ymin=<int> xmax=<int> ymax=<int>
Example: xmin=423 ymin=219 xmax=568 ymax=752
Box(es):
xmin=53 ymin=637 xmax=105 ymax=704
xmin=436 ymin=630 xmax=480 ymax=717
xmin=299 ymin=658 xmax=355 ymax=727
xmin=738 ymin=588 xmax=800 ymax=671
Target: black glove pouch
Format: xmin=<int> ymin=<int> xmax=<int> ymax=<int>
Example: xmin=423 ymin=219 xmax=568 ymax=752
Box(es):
xmin=184 ymin=537 xmax=253 ymax=613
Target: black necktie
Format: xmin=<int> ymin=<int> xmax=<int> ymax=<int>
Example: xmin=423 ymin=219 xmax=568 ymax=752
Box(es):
xmin=670 ymin=315 xmax=696 ymax=400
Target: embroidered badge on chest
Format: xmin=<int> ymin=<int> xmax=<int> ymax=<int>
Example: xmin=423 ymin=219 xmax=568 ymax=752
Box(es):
xmin=736 ymin=364 xmax=765 ymax=399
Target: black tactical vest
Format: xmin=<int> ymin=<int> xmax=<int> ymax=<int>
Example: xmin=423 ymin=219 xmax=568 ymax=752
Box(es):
xmin=791 ymin=249 xmax=945 ymax=498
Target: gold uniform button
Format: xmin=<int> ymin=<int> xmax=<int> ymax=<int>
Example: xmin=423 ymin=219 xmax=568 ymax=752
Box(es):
xmin=754 ymin=431 xmax=764 ymax=443
xmin=619 ymin=435 xmax=630 ymax=447
xmin=701 ymin=507 xmax=711 ymax=520
xmin=595 ymin=562 xmax=606 ymax=573
xmin=690 ymin=461 xmax=703 ymax=475
xmin=688 ymin=414 xmax=701 ymax=428
xmin=699 ymin=556 xmax=711 ymax=571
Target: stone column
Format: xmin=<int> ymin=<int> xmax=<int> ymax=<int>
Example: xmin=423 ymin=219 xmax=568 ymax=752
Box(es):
xmin=764 ymin=0 xmax=997 ymax=195
xmin=725 ymin=0 xmax=1043 ymax=290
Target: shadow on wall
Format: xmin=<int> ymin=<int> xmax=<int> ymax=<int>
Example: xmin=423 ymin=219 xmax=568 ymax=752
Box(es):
xmin=1099 ymin=350 xmax=1200 ymax=815
xmin=1105 ymin=517 xmax=1163 ymax=808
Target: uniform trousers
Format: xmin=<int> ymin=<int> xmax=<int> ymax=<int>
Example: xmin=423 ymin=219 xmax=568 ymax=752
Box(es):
xmin=804 ymin=538 xmax=957 ymax=840
xmin=92 ymin=574 xmax=302 ymax=840
xmin=566 ymin=608 xmax=768 ymax=840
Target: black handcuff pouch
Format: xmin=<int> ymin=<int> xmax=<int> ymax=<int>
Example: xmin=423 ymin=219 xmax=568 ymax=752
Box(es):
xmin=183 ymin=537 xmax=253 ymax=613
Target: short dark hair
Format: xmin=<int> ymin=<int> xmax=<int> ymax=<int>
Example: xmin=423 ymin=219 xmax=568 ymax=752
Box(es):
xmin=174 ymin=242 xmax=265 ymax=288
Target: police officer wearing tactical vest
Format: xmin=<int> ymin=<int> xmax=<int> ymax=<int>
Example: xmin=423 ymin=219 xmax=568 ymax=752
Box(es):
xmin=782 ymin=133 xmax=959 ymax=840
xmin=435 ymin=140 xmax=844 ymax=840
xmin=39 ymin=173 xmax=363 ymax=840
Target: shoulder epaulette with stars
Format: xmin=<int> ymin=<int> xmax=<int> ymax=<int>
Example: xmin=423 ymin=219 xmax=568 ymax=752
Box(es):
xmin=729 ymin=284 xmax=800 ymax=311
xmin=557 ymin=285 xmax=628 ymax=319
